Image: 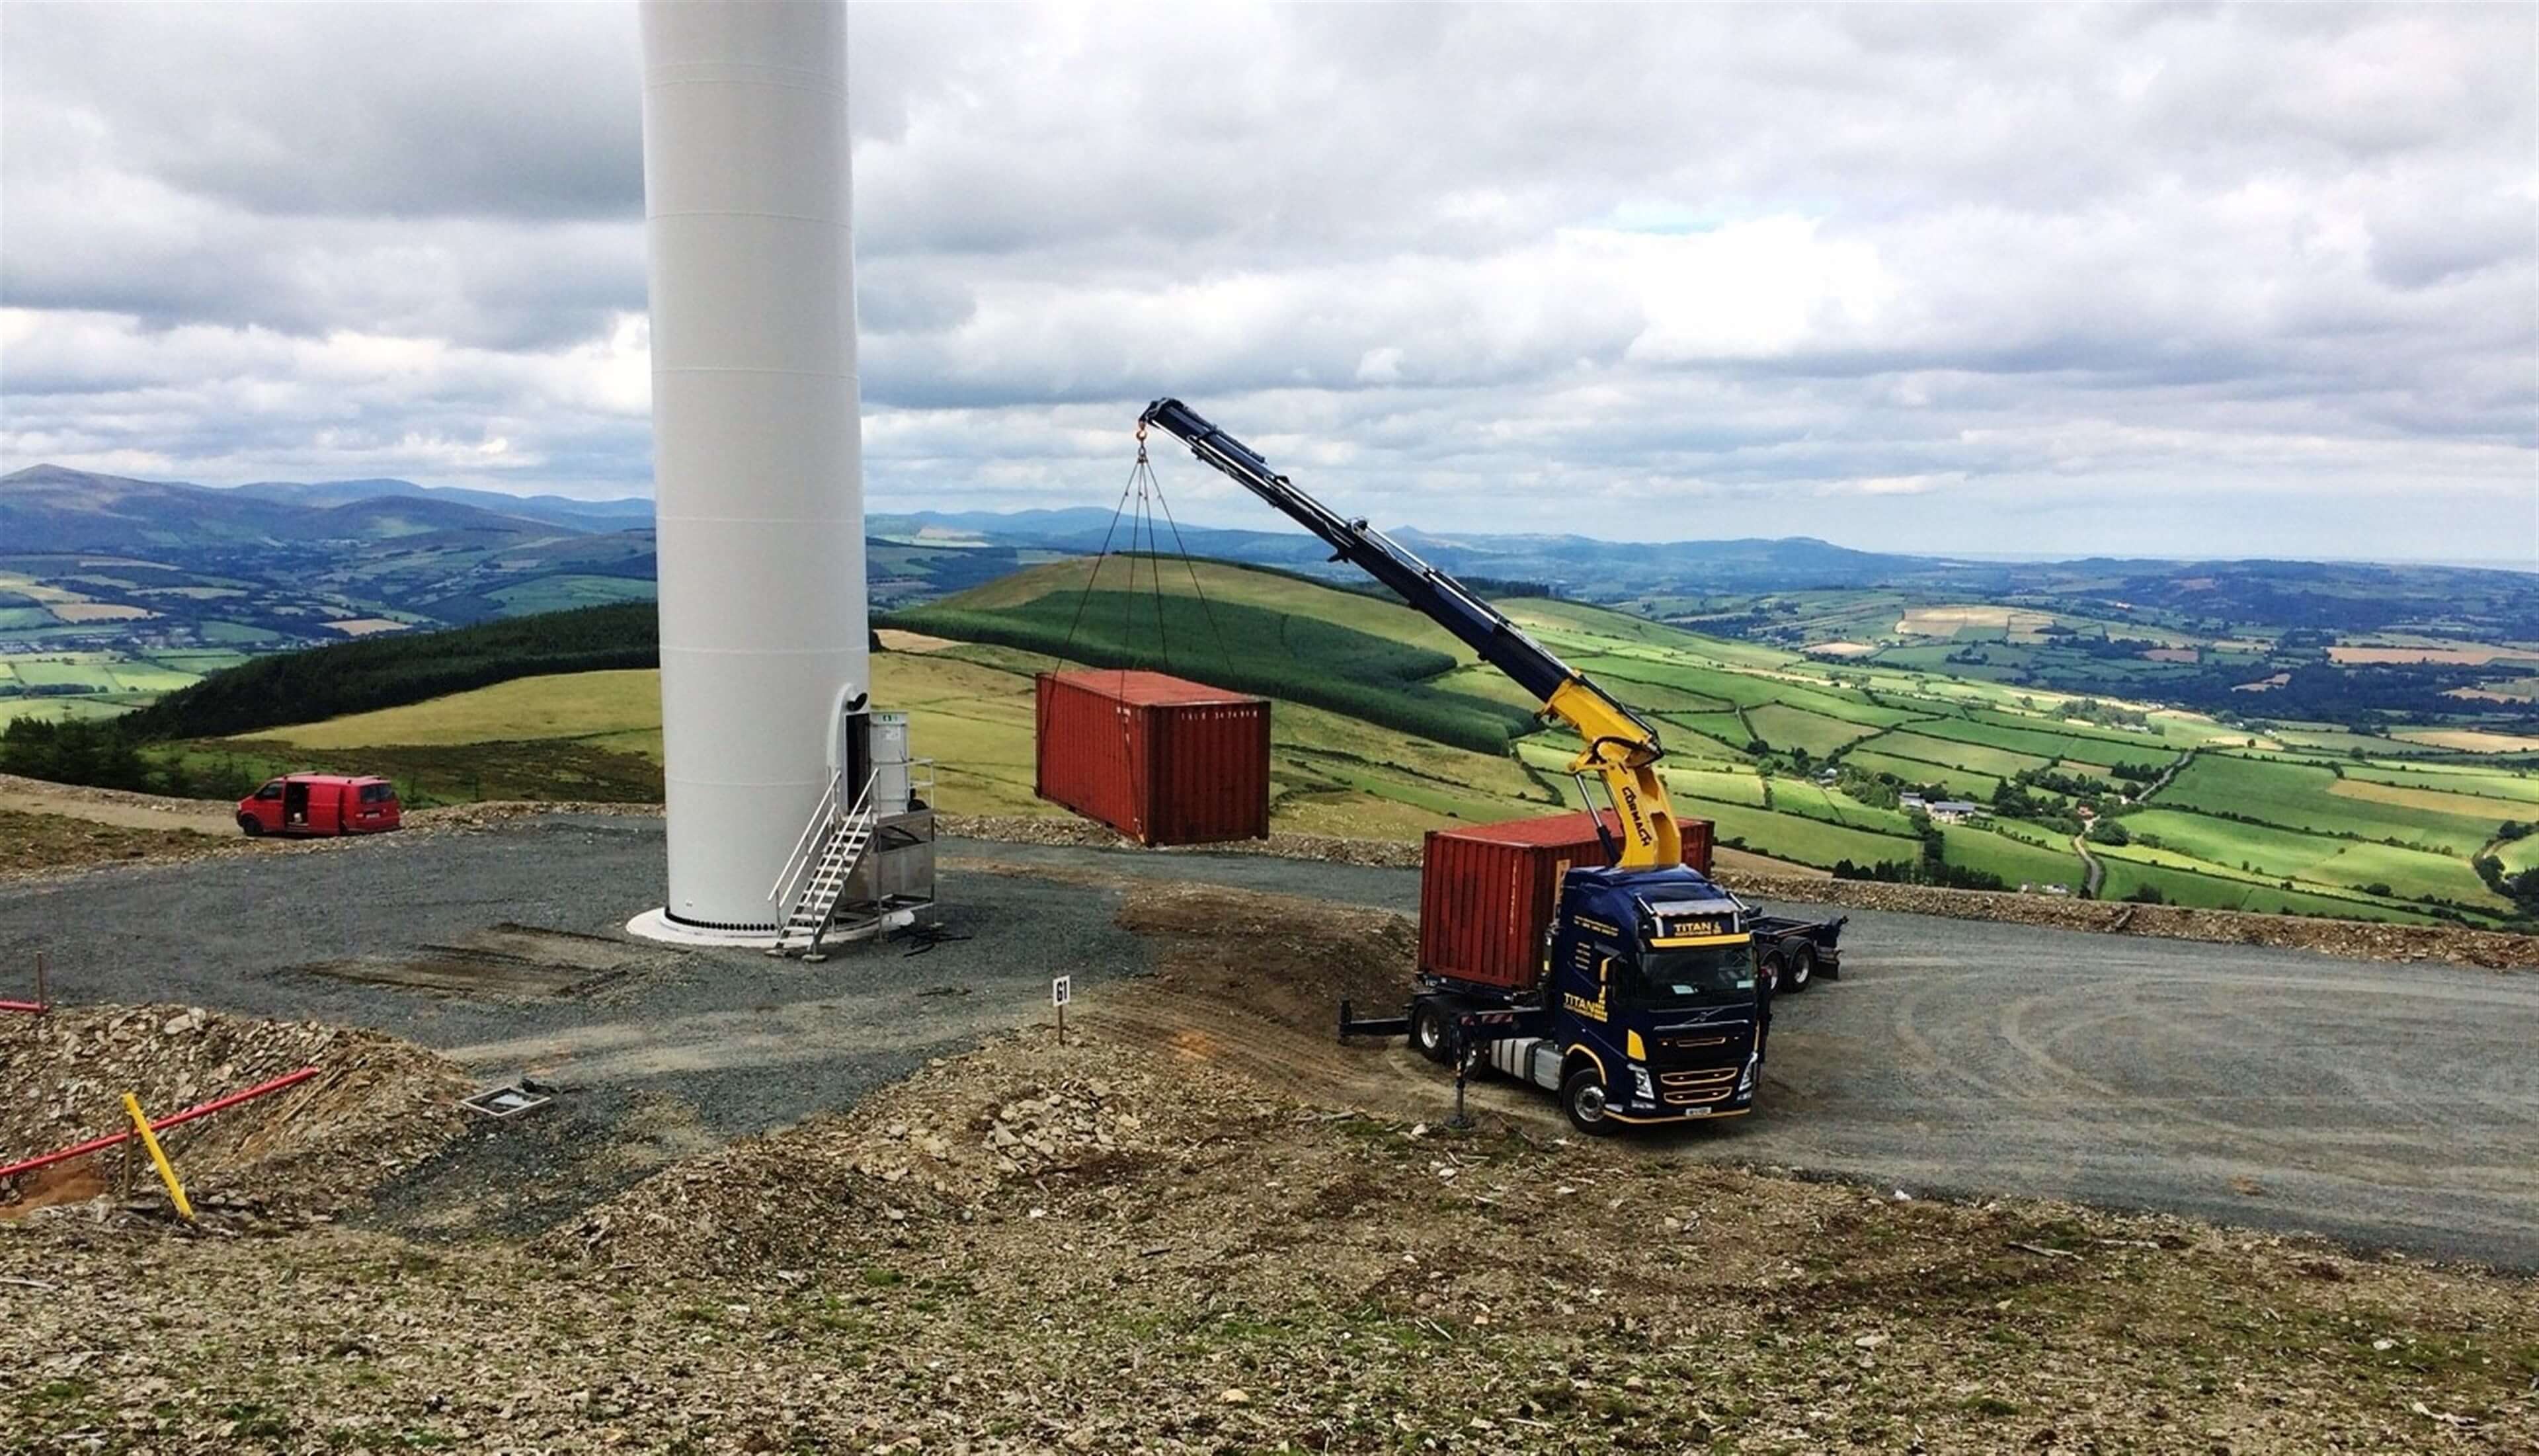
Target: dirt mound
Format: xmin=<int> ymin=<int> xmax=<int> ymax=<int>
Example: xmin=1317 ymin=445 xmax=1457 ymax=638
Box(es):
xmin=1116 ymin=879 xmax=1418 ymax=1035
xmin=0 ymin=807 xmax=242 ymax=880
xmin=0 ymin=772 xmax=235 ymax=833
xmin=0 ymin=1004 xmax=472 ymax=1228
xmin=547 ymin=1031 xmax=1236 ymax=1275
xmin=512 ymin=1012 xmax=2536 ymax=1454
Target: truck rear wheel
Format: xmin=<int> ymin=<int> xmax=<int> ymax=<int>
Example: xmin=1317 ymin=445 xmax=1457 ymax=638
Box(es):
xmin=1561 ymin=1067 xmax=1619 ymax=1137
xmin=237 ymin=815 xmax=263 ymax=838
xmin=1781 ymin=943 xmax=1815 ymax=992
xmin=1410 ymin=1001 xmax=1455 ymax=1065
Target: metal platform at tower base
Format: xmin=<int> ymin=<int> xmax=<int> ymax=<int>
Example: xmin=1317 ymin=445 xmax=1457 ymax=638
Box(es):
xmin=624 ymin=905 xmax=919 ymax=950
xmin=627 ymin=807 xmax=938 ymax=955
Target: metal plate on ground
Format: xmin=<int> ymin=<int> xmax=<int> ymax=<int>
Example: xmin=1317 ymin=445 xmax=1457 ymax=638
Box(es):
xmin=460 ymin=1084 xmax=553 ymax=1119
xmin=292 ymin=924 xmax=643 ymax=1000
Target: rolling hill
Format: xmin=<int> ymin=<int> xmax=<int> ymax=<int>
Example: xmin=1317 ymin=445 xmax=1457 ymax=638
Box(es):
xmin=84 ymin=555 xmax=2533 ymax=930
xmin=12 ymin=462 xmax=2534 ymax=742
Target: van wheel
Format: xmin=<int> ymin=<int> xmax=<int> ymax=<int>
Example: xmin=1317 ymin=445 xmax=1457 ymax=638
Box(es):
xmin=1410 ymin=1002 xmax=1455 ymax=1065
xmin=1561 ymin=1068 xmax=1619 ymax=1137
xmin=1782 ymin=944 xmax=1815 ymax=992
xmin=237 ymin=815 xmax=263 ymax=838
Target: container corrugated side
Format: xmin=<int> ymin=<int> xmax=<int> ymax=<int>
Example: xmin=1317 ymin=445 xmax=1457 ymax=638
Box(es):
xmin=1418 ymin=812 xmax=1615 ymax=991
xmin=1145 ymin=697 xmax=1271 ymax=844
xmin=1034 ymin=671 xmax=1269 ymax=846
xmin=1035 ymin=673 xmax=1145 ymax=839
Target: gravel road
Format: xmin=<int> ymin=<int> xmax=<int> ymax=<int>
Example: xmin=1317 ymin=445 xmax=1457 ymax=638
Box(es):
xmin=5 ymin=815 xmax=2533 ymax=1267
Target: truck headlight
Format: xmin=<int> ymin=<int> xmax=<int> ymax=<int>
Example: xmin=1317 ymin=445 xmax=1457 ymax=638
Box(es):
xmin=1630 ymin=1065 xmax=1655 ymax=1101
xmin=1736 ymin=1053 xmax=1757 ymax=1094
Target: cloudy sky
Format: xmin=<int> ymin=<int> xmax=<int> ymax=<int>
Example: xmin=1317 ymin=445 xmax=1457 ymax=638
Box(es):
xmin=3 ymin=3 xmax=2532 ymax=562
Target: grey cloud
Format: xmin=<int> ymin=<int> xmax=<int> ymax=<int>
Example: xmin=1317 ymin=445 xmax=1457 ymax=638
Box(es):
xmin=1 ymin=1 xmax=2531 ymax=558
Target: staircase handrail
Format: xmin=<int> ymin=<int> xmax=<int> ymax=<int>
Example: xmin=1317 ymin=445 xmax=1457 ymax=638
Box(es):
xmin=769 ymin=766 xmax=862 ymax=910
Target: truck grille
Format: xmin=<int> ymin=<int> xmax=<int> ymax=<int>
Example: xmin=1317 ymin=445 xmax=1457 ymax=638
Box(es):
xmin=1650 ymin=1030 xmax=1743 ymax=1069
xmin=1658 ymin=1067 xmax=1738 ymax=1106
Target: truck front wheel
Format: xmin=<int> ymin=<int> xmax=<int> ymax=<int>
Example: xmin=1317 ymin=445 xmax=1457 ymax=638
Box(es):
xmin=1410 ymin=1001 xmax=1455 ymax=1065
xmin=1561 ymin=1068 xmax=1619 ymax=1137
xmin=237 ymin=815 xmax=263 ymax=838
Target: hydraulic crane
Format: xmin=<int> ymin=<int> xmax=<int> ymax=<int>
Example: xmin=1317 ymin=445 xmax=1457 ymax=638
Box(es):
xmin=1138 ymin=399 xmax=1845 ymax=1132
xmin=1137 ymin=397 xmax=1684 ymax=868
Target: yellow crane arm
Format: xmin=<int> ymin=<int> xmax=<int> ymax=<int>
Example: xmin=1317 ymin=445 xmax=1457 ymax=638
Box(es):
xmin=1544 ymin=678 xmax=1683 ymax=869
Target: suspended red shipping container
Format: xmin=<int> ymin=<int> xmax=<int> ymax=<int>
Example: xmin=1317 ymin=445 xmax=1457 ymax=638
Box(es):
xmin=1419 ymin=809 xmax=1714 ymax=992
xmin=1034 ymin=670 xmax=1271 ymax=846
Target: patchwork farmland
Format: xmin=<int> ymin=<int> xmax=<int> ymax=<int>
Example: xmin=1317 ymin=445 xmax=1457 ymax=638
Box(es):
xmin=44 ymin=557 xmax=2539 ymax=932
xmin=718 ymin=563 xmax=2539 ymax=927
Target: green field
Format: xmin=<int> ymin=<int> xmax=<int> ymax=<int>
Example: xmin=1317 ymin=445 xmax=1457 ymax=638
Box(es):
xmin=234 ymin=647 xmax=1572 ymax=835
xmin=1670 ymin=795 xmax=1919 ymax=871
xmin=2091 ymin=852 xmax=2442 ymax=924
xmin=2343 ymin=760 xmax=2539 ymax=807
xmin=1744 ymin=702 xmax=1883 ymax=756
xmin=487 ymin=575 xmax=657 ymax=614
xmin=2155 ymin=753 xmax=2507 ymax=856
xmin=1857 ymin=729 xmax=2051 ymax=780
xmin=1944 ymin=825 xmax=2085 ymax=889
xmin=269 ymin=668 xmax=667 ymax=752
xmin=1837 ymin=748 xmax=2005 ymax=802
xmin=1657 ymin=710 xmax=1758 ymax=756
xmin=2118 ymin=807 xmax=2507 ymax=910
xmin=0 ymin=649 xmax=224 ymax=725
xmin=1906 ymin=713 xmax=2175 ymax=770
xmin=1765 ymin=779 xmax=1916 ymax=836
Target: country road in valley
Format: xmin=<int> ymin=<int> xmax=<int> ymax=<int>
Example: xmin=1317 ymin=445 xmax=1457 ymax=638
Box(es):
xmin=5 ymin=815 xmax=2532 ymax=1267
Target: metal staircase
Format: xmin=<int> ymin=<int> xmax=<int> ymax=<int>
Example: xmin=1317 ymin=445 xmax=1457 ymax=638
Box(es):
xmin=769 ymin=769 xmax=878 ymax=960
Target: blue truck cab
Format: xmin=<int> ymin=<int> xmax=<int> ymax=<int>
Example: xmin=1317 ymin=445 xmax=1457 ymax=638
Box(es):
xmin=1348 ymin=860 xmax=1836 ymax=1136
xmin=1527 ymin=865 xmax=1763 ymax=1130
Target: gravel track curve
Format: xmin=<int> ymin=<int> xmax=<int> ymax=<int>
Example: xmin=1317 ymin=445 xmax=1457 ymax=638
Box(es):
xmin=3 ymin=814 xmax=2531 ymax=1266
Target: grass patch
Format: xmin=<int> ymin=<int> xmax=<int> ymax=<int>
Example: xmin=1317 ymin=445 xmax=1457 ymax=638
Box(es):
xmin=2156 ymin=754 xmax=2505 ymax=856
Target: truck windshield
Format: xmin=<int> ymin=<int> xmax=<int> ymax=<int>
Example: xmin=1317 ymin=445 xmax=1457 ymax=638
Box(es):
xmin=1627 ymin=944 xmax=1753 ymax=1012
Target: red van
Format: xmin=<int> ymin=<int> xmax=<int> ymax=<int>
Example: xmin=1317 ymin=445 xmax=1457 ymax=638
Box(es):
xmin=236 ymin=774 xmax=403 ymax=837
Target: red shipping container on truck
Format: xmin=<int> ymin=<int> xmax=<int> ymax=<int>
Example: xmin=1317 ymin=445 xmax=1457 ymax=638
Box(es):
xmin=1419 ymin=809 xmax=1714 ymax=992
xmin=1034 ymin=670 xmax=1271 ymax=846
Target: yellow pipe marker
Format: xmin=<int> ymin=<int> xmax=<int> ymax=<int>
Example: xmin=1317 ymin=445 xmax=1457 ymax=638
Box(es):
xmin=121 ymin=1092 xmax=194 ymax=1222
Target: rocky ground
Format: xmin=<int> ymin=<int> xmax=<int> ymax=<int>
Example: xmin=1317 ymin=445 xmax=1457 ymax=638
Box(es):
xmin=1 ymin=1004 xmax=473 ymax=1229
xmin=2 ymin=797 xmax=2534 ymax=1451
xmin=4 ymin=1006 xmax=2534 ymax=1454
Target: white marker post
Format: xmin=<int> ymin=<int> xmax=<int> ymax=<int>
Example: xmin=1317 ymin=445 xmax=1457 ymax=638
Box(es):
xmin=1052 ymin=975 xmax=1072 ymax=1045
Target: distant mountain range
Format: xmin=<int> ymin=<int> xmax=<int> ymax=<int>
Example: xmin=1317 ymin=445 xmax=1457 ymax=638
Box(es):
xmin=227 ymin=476 xmax=655 ymax=529
xmin=7 ymin=465 xmax=2536 ymax=663
xmin=1 ymin=465 xmax=659 ymax=653
xmin=2 ymin=464 xmax=651 ymax=547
